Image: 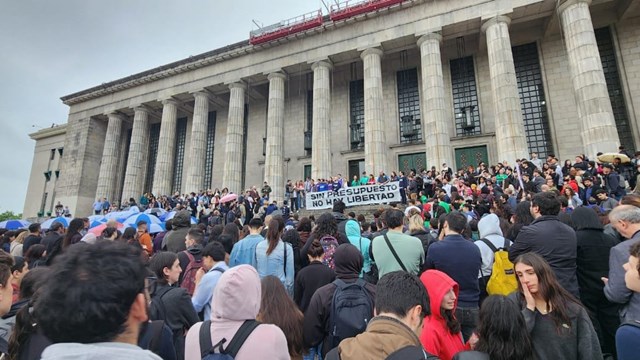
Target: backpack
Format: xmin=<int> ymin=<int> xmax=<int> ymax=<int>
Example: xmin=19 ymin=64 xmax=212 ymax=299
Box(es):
xmin=199 ymin=319 xmax=260 ymax=360
xmin=319 ymin=235 xmax=339 ymax=270
xmin=181 ymin=252 xmax=204 ymax=296
xmin=325 ymin=344 xmax=436 ymax=360
xmin=479 ymin=238 xmax=518 ymax=295
xmin=149 ymin=286 xmax=176 ymax=322
xmin=328 ymin=279 xmax=374 ymax=350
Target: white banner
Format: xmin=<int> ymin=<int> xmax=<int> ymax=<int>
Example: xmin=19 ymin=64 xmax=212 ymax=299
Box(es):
xmin=305 ymin=181 xmax=401 ymax=210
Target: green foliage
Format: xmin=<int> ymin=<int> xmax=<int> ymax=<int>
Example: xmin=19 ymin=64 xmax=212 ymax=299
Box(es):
xmin=0 ymin=211 xmax=22 ymax=222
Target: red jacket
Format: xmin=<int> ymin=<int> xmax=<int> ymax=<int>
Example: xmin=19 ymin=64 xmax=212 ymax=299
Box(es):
xmin=420 ymin=270 xmax=469 ymax=360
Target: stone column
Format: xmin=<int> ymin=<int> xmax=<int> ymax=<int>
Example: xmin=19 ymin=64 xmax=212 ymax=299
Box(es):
xmin=185 ymin=91 xmax=210 ymax=193
xmin=417 ymin=33 xmax=452 ymax=170
xmin=153 ymin=98 xmax=179 ymax=196
xmin=264 ymin=72 xmax=286 ymax=203
xmin=559 ymin=0 xmax=619 ymax=156
xmin=360 ymin=48 xmax=389 ymax=174
xmin=311 ymin=60 xmax=333 ymax=180
xmin=122 ymin=106 xmax=150 ymax=204
xmin=222 ymin=82 xmax=246 ymax=194
xmin=481 ymin=16 xmax=528 ymax=165
xmin=96 ymin=112 xmax=124 ymax=202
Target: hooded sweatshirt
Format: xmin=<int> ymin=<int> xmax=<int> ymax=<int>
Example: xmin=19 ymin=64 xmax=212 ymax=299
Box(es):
xmin=303 ymin=244 xmax=376 ymax=357
xmin=41 ymin=342 xmax=161 ymax=360
xmin=184 ymin=265 xmax=289 ymax=360
xmin=345 ymin=220 xmax=372 ymax=276
xmin=474 ymin=214 xmax=509 ymax=277
xmin=420 ymin=270 xmax=468 ymax=360
xmin=163 ymin=210 xmax=192 ymax=253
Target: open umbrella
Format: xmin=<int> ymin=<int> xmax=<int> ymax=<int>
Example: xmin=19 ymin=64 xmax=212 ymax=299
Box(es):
xmin=88 ymin=222 xmax=125 ymax=236
xmin=220 ymin=193 xmax=238 ymax=203
xmin=123 ymin=213 xmax=162 ymax=228
xmin=0 ymin=219 xmax=30 ymax=230
xmin=89 ymin=219 xmax=106 ymax=228
xmin=41 ymin=217 xmax=70 ymax=230
xmin=145 ymin=208 xmax=167 ymax=217
xmin=88 ymin=215 xmax=106 ymax=223
xmin=597 ymin=153 xmax=631 ymax=164
xmin=128 ymin=222 xmax=165 ymax=234
xmin=163 ymin=211 xmax=197 ymax=224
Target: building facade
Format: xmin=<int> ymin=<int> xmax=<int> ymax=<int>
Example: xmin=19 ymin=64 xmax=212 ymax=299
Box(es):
xmin=26 ymin=0 xmax=640 ymax=217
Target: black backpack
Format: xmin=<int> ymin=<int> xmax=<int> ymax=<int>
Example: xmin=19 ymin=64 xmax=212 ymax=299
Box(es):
xmin=325 ymin=344 xmax=437 ymax=360
xmin=328 ymin=279 xmax=374 ymax=350
xmin=199 ymin=320 xmax=260 ymax=359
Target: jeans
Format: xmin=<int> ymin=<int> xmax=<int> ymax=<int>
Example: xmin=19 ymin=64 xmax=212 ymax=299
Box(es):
xmin=455 ymin=306 xmax=479 ymax=343
xmin=303 ymin=343 xmax=322 ymax=360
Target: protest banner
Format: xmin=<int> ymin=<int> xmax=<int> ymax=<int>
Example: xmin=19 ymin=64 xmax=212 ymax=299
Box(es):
xmin=305 ymin=181 xmax=401 ymax=210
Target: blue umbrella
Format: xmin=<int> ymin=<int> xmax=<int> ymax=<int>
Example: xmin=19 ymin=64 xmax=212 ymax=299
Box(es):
xmin=129 ymin=222 xmax=165 ymax=234
xmin=123 ymin=213 xmax=162 ymax=228
xmin=89 ymin=220 xmax=106 ymax=228
xmin=41 ymin=217 xmax=70 ymax=230
xmin=0 ymin=219 xmax=30 ymax=230
xmin=145 ymin=208 xmax=167 ymax=217
xmin=88 ymin=215 xmax=106 ymax=223
xmin=163 ymin=211 xmax=197 ymax=224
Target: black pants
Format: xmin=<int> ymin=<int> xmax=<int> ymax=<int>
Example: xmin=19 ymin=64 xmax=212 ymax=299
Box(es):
xmin=455 ymin=306 xmax=479 ymax=343
xmin=582 ymin=292 xmax=620 ymax=358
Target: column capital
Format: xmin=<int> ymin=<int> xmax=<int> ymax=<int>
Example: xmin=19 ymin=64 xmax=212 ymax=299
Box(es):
xmin=311 ymin=60 xmax=333 ymax=71
xmin=557 ymin=0 xmax=592 ymax=14
xmin=481 ymin=15 xmax=511 ymax=33
xmin=228 ymin=82 xmax=247 ymax=91
xmin=417 ymin=33 xmax=442 ymax=47
xmin=267 ymin=71 xmax=287 ymax=81
xmin=133 ymin=105 xmax=152 ymax=114
xmin=161 ymin=98 xmax=180 ymax=106
xmin=360 ymin=47 xmax=384 ymax=60
xmin=105 ymin=112 xmax=126 ymax=121
xmin=190 ymin=90 xmax=211 ymax=101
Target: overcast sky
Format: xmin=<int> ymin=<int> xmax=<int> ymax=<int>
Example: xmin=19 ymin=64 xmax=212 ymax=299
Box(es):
xmin=0 ymin=0 xmax=323 ymax=214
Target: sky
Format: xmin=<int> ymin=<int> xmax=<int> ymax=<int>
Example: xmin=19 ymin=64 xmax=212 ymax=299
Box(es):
xmin=0 ymin=0 xmax=324 ymax=214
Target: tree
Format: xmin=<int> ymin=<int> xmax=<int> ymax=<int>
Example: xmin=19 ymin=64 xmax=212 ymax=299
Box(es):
xmin=0 ymin=211 xmax=22 ymax=222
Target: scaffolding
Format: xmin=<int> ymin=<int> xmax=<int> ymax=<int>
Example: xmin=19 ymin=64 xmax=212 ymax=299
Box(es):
xmin=330 ymin=0 xmax=405 ymax=21
xmin=250 ymin=10 xmax=324 ymax=45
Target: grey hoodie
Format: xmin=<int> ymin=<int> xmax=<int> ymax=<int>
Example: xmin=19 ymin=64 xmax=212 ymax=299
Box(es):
xmin=474 ymin=214 xmax=508 ymax=277
xmin=41 ymin=342 xmax=161 ymax=360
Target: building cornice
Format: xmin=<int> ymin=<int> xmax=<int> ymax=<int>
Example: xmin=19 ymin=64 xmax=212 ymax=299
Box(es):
xmin=29 ymin=124 xmax=68 ymax=140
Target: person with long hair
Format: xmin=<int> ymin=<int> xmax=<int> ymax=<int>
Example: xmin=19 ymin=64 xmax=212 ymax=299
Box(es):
xmin=407 ymin=213 xmax=436 ymax=259
xmin=419 ymin=269 xmax=469 ymax=360
xmin=454 ymin=295 xmax=534 ymax=360
xmin=511 ymin=253 xmax=602 ymax=360
xmin=300 ymin=213 xmax=346 ymax=268
xmin=149 ymin=252 xmax=199 ymax=360
xmin=258 ymin=276 xmax=305 ymax=360
xmin=296 ymin=217 xmax=312 ymax=247
xmin=25 ymin=244 xmax=46 ymax=269
xmin=571 ymin=207 xmax=620 ymax=358
xmin=222 ymin=223 xmax=240 ymax=244
xmin=61 ymin=218 xmax=84 ymax=249
xmin=505 ymin=201 xmax=534 ymax=240
xmin=255 ymin=217 xmax=294 ymax=296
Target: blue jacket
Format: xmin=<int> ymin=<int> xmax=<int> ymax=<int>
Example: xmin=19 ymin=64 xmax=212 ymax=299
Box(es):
xmin=192 ymin=262 xmax=229 ymax=320
xmin=229 ymin=234 xmax=264 ymax=268
xmin=255 ymin=240 xmax=295 ymax=296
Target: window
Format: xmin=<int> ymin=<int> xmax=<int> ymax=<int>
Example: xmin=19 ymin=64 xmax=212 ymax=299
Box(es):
xmin=50 ymin=149 xmax=55 ymax=160
xmin=513 ymin=42 xmax=554 ymax=158
xmin=306 ymin=90 xmax=313 ymax=156
xmin=40 ymin=192 xmax=48 ymax=215
xmin=55 ymin=170 xmax=60 ymax=179
xmin=397 ymin=68 xmax=422 ymax=143
xmin=58 ymin=148 xmax=63 ymax=156
xmin=44 ymin=171 xmax=51 ymax=182
xmin=596 ymin=27 xmax=635 ymax=152
xmin=118 ymin=129 xmax=132 ymax=203
xmin=203 ymin=111 xmax=217 ymax=189
xmin=348 ymin=159 xmax=365 ymax=182
xmin=241 ymin=105 xmax=249 ymax=190
xmin=172 ymin=118 xmax=188 ymax=193
xmin=304 ymin=164 xmax=311 ymax=181
xmin=450 ymin=56 xmax=481 ymax=136
xmin=349 ymin=80 xmax=365 ymax=150
xmin=144 ymin=123 xmax=161 ymax=193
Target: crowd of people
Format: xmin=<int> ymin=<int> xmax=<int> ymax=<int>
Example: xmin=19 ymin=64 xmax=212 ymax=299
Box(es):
xmin=2 ymin=149 xmax=640 ymax=359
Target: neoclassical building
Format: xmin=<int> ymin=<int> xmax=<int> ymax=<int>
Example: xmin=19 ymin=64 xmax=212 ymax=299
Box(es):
xmin=23 ymin=0 xmax=640 ymax=217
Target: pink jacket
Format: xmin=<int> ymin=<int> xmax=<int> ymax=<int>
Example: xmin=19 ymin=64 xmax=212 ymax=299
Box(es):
xmin=185 ymin=265 xmax=289 ymax=360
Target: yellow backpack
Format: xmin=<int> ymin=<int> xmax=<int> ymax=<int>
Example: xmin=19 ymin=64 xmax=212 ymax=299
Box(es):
xmin=480 ymin=238 xmax=518 ymax=295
